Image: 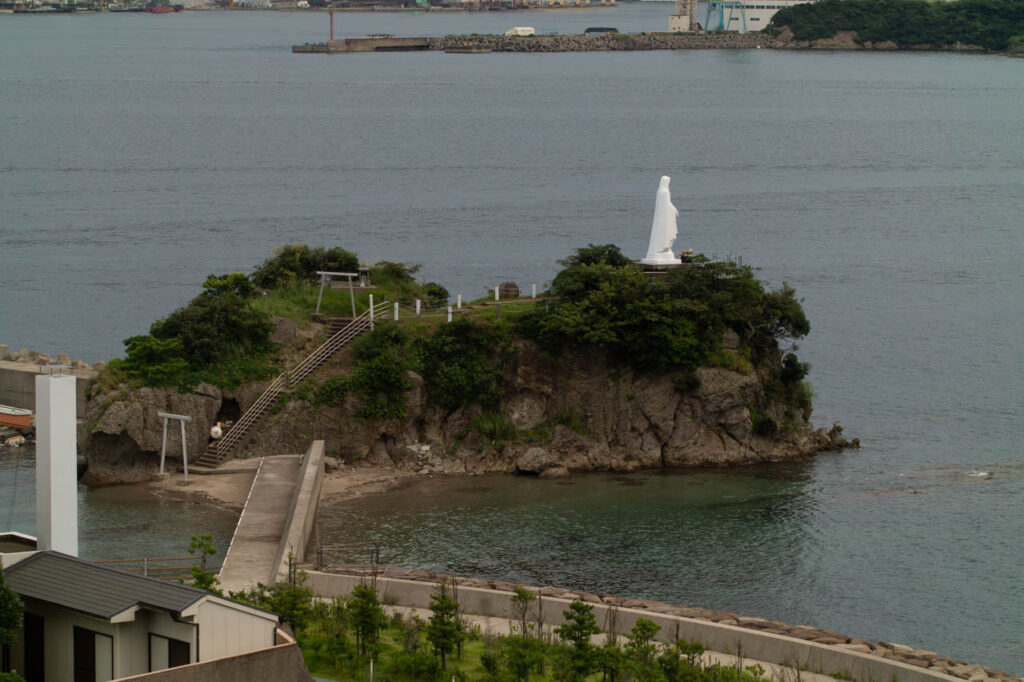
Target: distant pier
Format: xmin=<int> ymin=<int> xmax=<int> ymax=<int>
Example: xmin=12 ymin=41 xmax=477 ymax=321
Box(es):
xmin=293 ymin=32 xmax=773 ymax=53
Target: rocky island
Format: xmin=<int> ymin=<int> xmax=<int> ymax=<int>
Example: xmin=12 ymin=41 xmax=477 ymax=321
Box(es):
xmin=79 ymin=240 xmax=855 ymax=485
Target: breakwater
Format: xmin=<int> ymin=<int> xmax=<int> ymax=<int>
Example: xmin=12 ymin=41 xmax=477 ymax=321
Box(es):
xmin=293 ymin=32 xmax=773 ymax=54
xmin=306 ymin=568 xmax=1022 ymax=682
xmin=432 ymin=32 xmax=773 ymax=52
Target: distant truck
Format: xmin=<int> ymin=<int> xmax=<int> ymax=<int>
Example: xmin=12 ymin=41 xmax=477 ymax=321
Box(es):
xmin=505 ymin=26 xmax=536 ymax=37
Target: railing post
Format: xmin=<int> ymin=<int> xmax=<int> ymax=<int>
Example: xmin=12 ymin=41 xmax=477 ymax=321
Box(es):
xmin=393 ymin=302 xmax=399 ymax=321
xmin=369 ymin=294 xmax=374 ymax=330
xmin=495 ymin=286 xmax=500 ymax=302
xmin=532 ymin=283 xmax=537 ymax=299
xmin=447 ymin=306 xmax=452 ymax=322
xmin=457 ymin=294 xmax=462 ymax=310
xmin=415 ymin=299 xmax=421 ymax=315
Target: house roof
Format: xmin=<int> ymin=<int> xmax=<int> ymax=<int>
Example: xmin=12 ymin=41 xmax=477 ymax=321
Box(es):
xmin=4 ymin=551 xmax=210 ymax=620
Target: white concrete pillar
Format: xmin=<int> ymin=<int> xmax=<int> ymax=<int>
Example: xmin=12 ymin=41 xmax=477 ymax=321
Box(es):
xmin=447 ymin=306 xmax=452 ymax=322
xmin=415 ymin=299 xmax=421 ymax=315
xmin=394 ymin=302 xmax=399 ymax=321
xmin=532 ymin=283 xmax=537 ymax=299
xmin=457 ymin=294 xmax=462 ymax=310
xmin=494 ymin=287 xmax=500 ymax=302
xmin=35 ymin=374 xmax=78 ymax=556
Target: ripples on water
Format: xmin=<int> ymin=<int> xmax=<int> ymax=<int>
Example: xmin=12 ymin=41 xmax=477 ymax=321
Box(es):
xmin=0 ymin=7 xmax=1021 ymax=673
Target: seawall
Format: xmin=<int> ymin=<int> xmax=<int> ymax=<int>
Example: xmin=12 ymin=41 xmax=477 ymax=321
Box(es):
xmin=305 ymin=570 xmax=1020 ymax=682
xmin=0 ymin=352 xmax=97 ymax=419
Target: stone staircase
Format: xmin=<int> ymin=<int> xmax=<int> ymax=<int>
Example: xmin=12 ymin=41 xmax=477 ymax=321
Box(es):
xmin=193 ymin=301 xmax=390 ymax=469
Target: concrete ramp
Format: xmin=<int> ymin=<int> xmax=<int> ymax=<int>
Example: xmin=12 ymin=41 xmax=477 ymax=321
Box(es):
xmin=218 ymin=443 xmax=325 ymax=595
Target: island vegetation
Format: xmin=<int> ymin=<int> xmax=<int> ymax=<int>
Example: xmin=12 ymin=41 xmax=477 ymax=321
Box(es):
xmin=769 ymin=0 xmax=1024 ymax=51
xmin=99 ymin=242 xmax=814 ymax=437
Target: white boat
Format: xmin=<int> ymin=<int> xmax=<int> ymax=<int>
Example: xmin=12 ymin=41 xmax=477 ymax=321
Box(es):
xmin=704 ymin=0 xmax=814 ymax=33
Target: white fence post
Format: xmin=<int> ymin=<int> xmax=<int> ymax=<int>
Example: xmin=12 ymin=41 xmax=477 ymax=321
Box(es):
xmin=447 ymin=306 xmax=452 ymax=322
xmin=532 ymin=283 xmax=537 ymax=299
xmin=415 ymin=299 xmax=421 ymax=315
xmin=494 ymin=287 xmax=500 ymax=302
xmin=457 ymin=294 xmax=462 ymax=310
xmin=394 ymin=302 xmax=399 ymax=321
xmin=369 ymin=294 xmax=374 ymax=329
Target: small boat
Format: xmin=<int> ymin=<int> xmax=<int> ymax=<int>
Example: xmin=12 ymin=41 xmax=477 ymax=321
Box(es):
xmin=0 ymin=405 xmax=32 ymax=430
xmin=145 ymin=2 xmax=183 ymax=12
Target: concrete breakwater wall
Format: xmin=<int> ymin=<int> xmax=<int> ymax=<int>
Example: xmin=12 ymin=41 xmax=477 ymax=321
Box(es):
xmin=431 ymin=32 xmax=773 ymax=52
xmin=0 ymin=346 xmax=97 ymax=418
xmin=305 ymin=568 xmax=1021 ymax=682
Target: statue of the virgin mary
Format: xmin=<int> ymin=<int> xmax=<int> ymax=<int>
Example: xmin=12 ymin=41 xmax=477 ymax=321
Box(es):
xmin=641 ymin=175 xmax=682 ymax=266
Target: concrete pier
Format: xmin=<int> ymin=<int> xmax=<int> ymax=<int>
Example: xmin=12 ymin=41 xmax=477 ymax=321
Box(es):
xmin=218 ymin=442 xmax=325 ymax=594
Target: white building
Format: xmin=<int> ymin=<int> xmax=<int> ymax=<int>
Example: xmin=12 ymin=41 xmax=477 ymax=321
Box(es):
xmin=0 ymin=549 xmax=291 ymax=681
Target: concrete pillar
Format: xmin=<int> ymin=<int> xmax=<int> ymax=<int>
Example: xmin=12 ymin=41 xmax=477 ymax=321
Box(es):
xmin=35 ymin=374 xmax=78 ymax=556
xmin=394 ymin=302 xmax=399 ymax=321
xmin=495 ymin=287 xmax=500 ymax=302
xmin=457 ymin=294 xmax=462 ymax=310
xmin=447 ymin=306 xmax=452 ymax=322
xmin=532 ymin=283 xmax=537 ymax=299
xmin=415 ymin=299 xmax=421 ymax=315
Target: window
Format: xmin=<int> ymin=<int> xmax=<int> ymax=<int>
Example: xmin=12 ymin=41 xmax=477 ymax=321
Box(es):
xmin=149 ymin=634 xmax=190 ymax=672
xmin=73 ymin=627 xmax=113 ymax=682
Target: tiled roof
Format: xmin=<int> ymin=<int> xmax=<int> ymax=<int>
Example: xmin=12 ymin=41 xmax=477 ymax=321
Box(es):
xmin=4 ymin=551 xmax=207 ymax=620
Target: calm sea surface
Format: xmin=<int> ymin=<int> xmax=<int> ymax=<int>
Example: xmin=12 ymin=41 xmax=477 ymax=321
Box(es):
xmin=1 ymin=6 xmax=1022 ymax=673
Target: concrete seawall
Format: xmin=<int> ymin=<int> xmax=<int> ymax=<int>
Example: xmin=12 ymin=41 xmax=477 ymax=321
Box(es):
xmin=0 ymin=360 xmax=95 ymax=419
xmin=304 ymin=571 xmax=1017 ymax=682
xmin=271 ymin=440 xmax=325 ymax=583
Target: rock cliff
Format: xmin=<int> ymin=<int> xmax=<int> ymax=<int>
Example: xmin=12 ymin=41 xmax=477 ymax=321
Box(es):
xmin=80 ymin=340 xmax=852 ymax=483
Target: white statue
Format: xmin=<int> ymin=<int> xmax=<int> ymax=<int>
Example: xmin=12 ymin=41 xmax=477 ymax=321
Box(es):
xmin=641 ymin=175 xmax=682 ymax=266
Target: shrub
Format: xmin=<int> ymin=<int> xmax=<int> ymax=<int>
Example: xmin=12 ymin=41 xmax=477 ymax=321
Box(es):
xmin=750 ymin=408 xmax=778 ymax=437
xmin=474 ymin=413 xmax=517 ymax=443
xmin=251 ymin=244 xmax=358 ymax=290
xmin=672 ymin=371 xmax=702 ymax=394
xmin=417 ymin=318 xmax=509 ymax=411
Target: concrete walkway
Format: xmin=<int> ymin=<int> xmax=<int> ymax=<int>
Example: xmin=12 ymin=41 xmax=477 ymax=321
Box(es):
xmin=218 ymin=455 xmax=302 ymax=594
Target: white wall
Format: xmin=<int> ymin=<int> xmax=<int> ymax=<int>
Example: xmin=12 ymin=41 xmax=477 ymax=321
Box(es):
xmin=196 ymin=601 xmax=277 ymax=661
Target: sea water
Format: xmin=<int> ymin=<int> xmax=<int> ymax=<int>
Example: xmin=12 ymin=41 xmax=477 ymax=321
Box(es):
xmin=0 ymin=6 xmax=1021 ymax=673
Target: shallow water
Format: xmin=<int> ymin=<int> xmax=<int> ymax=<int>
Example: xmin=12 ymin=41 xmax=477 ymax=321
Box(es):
xmin=0 ymin=448 xmax=238 ymax=566
xmin=0 ymin=6 xmax=1021 ymax=673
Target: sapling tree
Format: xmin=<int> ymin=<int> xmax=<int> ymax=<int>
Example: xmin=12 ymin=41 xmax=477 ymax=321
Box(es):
xmin=426 ymin=581 xmax=463 ymax=671
xmin=511 ymin=585 xmax=537 ymax=636
xmin=626 ymin=617 xmax=662 ymax=678
xmin=348 ymin=584 xmax=385 ymax=656
xmin=0 ymin=569 xmax=23 ymax=648
xmin=554 ymin=600 xmax=601 ymax=681
xmin=504 ymin=634 xmax=545 ymax=682
xmin=187 ymin=534 xmax=221 ymax=594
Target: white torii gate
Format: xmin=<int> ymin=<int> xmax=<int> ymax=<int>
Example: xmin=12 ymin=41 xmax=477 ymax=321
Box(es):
xmin=315 ymin=271 xmax=359 ymax=318
xmin=158 ymin=412 xmax=192 ymax=480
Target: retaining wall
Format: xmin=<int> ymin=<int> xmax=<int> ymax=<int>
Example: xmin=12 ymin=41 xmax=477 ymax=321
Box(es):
xmin=114 ymin=629 xmax=312 ymax=682
xmin=305 ymin=571 xmax=970 ymax=682
xmin=272 ymin=440 xmax=325 ymax=582
xmin=0 ymin=361 xmax=94 ymax=419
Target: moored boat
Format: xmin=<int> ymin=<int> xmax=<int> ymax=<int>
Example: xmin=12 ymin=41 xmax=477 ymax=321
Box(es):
xmin=145 ymin=2 xmax=182 ymax=12
xmin=0 ymin=405 xmax=32 ymax=430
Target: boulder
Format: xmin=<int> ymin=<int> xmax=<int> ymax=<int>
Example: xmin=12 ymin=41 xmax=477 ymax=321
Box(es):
xmin=515 ymin=447 xmax=559 ymax=475
xmin=498 ymin=281 xmax=520 ymax=299
xmin=539 ymin=466 xmax=570 ymax=479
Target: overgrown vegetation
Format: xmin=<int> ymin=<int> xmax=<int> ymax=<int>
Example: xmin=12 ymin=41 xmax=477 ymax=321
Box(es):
xmin=237 ymin=577 xmax=786 ymax=682
xmin=770 ymin=0 xmax=1024 ymax=51
xmin=102 ymin=242 xmax=813 ymax=427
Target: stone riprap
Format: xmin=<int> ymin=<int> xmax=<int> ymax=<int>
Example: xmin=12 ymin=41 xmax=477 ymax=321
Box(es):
xmin=0 ymin=345 xmax=98 ymax=371
xmin=431 ymin=32 xmax=773 ymax=52
xmin=321 ymin=566 xmax=1022 ymax=682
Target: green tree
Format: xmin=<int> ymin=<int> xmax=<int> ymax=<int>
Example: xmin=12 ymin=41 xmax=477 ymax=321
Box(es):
xmin=626 ymin=618 xmax=662 ymax=679
xmin=511 ymin=585 xmax=537 ymax=636
xmin=558 ymin=243 xmax=632 ymax=268
xmin=426 ymin=581 xmax=464 ymax=671
xmin=598 ymin=640 xmax=629 ymax=682
xmin=229 ymin=556 xmax=313 ymax=634
xmin=553 ymin=601 xmax=601 ymax=681
xmin=186 ymin=534 xmax=220 ymax=594
xmin=0 ymin=569 xmax=23 ymax=648
xmin=504 ymin=634 xmax=545 ymax=682
xmin=250 ymin=244 xmax=359 ymax=290
xmin=348 ymin=584 xmax=385 ymax=656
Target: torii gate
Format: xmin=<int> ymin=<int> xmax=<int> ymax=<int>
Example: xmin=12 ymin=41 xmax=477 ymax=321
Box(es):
xmin=315 ymin=270 xmax=359 ymax=318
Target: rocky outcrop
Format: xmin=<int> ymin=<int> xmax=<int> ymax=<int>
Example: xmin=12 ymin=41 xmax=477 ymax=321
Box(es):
xmin=80 ymin=339 xmax=853 ymax=483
